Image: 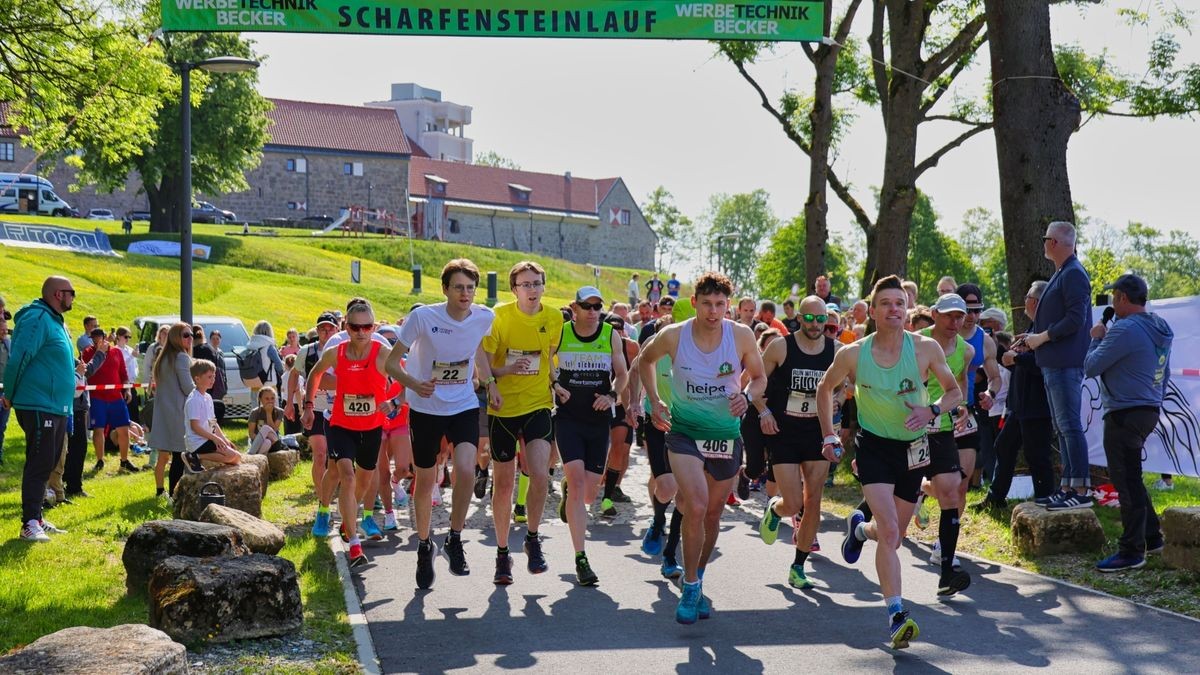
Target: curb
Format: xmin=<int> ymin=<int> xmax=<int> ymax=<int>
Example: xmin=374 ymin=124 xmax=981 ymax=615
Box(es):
xmin=326 ymin=533 xmax=381 ymax=675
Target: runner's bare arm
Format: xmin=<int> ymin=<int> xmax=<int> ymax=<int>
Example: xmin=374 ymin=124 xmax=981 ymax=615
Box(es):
xmin=978 ymin=335 xmax=1002 ymax=410
xmin=818 ymin=343 xmax=857 ymax=440
xmin=733 ymin=323 xmax=766 ymax=417
xmin=755 ymin=335 xmax=785 ymax=412
xmin=303 ymin=348 xmax=338 ymax=406
xmin=477 ymin=343 xmax=501 ymax=410
xmin=374 ymin=344 xmax=393 ymax=376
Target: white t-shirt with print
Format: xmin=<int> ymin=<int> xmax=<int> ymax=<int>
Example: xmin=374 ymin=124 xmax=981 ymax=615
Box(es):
xmin=184 ymin=389 xmax=218 ymax=452
xmin=397 ymin=303 xmax=495 ymax=416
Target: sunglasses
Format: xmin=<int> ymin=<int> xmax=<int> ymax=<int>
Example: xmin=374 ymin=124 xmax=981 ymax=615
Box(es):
xmin=1041 ymin=236 xmax=1056 ymax=243
xmin=181 ymin=335 xmax=194 ymax=340
xmin=824 ymin=325 xmax=840 ymax=333
xmin=58 ymin=289 xmax=76 ymax=296
xmin=801 ymin=313 xmax=828 ymax=323
xmin=348 ymin=322 xmax=374 ymax=332
xmin=966 ymin=308 xmax=983 ymax=314
xmin=577 ymin=302 xmax=603 ymax=311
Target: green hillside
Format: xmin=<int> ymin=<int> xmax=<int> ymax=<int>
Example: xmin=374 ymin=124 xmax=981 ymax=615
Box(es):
xmin=0 ymin=216 xmax=681 ymax=333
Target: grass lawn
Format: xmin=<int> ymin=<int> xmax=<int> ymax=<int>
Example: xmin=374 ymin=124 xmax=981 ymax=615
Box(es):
xmin=0 ymin=423 xmax=356 ymax=672
xmin=822 ymin=459 xmax=1200 ymax=619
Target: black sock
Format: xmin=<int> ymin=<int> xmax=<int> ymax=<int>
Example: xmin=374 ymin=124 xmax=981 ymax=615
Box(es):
xmin=419 ymin=538 xmax=431 ymax=549
xmin=858 ymin=499 xmax=873 ymax=523
xmin=447 ymin=529 xmax=461 ymax=542
xmin=604 ymin=469 xmax=620 ymax=500
xmin=664 ymin=507 xmax=684 ymax=559
xmin=526 ymin=531 xmax=539 ymax=541
xmin=794 ymin=549 xmax=810 ymax=567
xmin=156 ymin=487 xmax=164 ymax=496
xmin=497 ymin=546 xmax=509 ymax=555
xmin=939 ymin=509 xmax=961 ymax=576
xmin=652 ymin=497 xmax=669 ymax=530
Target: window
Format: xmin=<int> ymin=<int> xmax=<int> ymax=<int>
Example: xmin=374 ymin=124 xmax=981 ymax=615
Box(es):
xmin=286 ymin=158 xmax=295 ymax=171
xmin=619 ymin=209 xmax=631 ymax=226
xmin=343 ymin=163 xmax=352 ymax=175
xmin=433 ymin=182 xmax=446 ymax=195
xmin=287 ymin=201 xmax=298 ymax=210
xmin=353 ymin=162 xmax=363 ymax=176
xmin=0 ymin=142 xmax=13 ymax=161
xmin=449 ymin=219 xmax=460 ymax=234
xmin=296 ymin=158 xmax=306 ymax=173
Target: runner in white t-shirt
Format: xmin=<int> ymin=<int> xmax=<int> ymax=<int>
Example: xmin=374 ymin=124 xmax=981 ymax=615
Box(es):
xmin=386 ymin=259 xmax=498 ymax=590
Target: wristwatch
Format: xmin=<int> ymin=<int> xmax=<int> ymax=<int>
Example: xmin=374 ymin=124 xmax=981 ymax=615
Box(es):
xmin=929 ymin=403 xmax=941 ymax=417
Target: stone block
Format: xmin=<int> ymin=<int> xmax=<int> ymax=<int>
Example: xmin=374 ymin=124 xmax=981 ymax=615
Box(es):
xmin=173 ymin=463 xmax=263 ymax=521
xmin=0 ymin=624 xmax=187 ymax=674
xmin=200 ymin=503 xmax=285 ymax=555
xmin=123 ymin=519 xmax=249 ymax=595
xmin=1011 ymin=501 xmax=1106 ymax=557
xmin=1162 ymin=507 xmax=1200 ymax=572
xmin=267 ymin=450 xmax=300 ymax=481
xmin=233 ymin=453 xmax=269 ymax=497
xmin=149 ymin=553 xmax=303 ymax=644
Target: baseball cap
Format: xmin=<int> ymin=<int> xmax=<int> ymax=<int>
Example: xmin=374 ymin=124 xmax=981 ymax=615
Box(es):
xmin=932 ymin=293 xmax=968 ymax=314
xmin=979 ymin=308 xmax=1007 ymax=327
xmin=954 ymin=283 xmax=984 ymax=309
xmin=316 ymin=312 xmax=339 ymax=328
xmin=658 ymin=296 xmax=675 ymax=307
xmin=575 ymin=286 xmax=603 ymax=303
xmin=1104 ymin=274 xmax=1149 ymax=301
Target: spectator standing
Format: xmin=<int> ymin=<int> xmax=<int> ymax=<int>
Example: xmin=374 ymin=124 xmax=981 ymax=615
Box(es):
xmin=208 ymin=329 xmax=229 ymax=423
xmin=280 ymin=329 xmax=301 ymax=358
xmin=628 ymin=273 xmax=641 ymax=305
xmin=244 ymin=320 xmax=285 ymax=395
xmin=646 ymin=273 xmax=665 ymax=304
xmin=666 ymin=273 xmax=681 ymax=299
xmin=148 ymin=323 xmax=194 ymax=499
xmin=1023 ymin=221 xmax=1094 ymax=509
xmin=64 ymin=358 xmax=92 ymax=498
xmin=0 ymin=299 xmax=10 ymax=464
xmin=81 ymin=328 xmax=136 ymax=473
xmin=2 ymin=276 xmax=77 ymax=542
xmin=77 ymin=315 xmax=97 ymax=356
xmin=1085 ymin=274 xmax=1173 ymax=571
xmin=814 ymin=275 xmax=841 ymax=309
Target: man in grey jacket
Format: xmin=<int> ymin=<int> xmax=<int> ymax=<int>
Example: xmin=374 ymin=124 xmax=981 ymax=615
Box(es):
xmin=1085 ymin=274 xmax=1173 ymax=572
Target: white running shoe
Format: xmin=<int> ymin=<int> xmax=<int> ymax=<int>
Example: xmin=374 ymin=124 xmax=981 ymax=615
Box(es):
xmin=20 ymin=520 xmax=50 ymax=542
xmin=384 ymin=511 xmax=399 ymax=531
xmin=40 ymin=519 xmax=67 ymax=534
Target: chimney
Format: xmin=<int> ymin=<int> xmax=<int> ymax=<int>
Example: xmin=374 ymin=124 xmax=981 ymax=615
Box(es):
xmin=564 ymin=172 xmax=572 ymax=213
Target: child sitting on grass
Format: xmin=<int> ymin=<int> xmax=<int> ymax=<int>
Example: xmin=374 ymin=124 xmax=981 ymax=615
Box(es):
xmin=183 ymin=360 xmax=241 ymax=472
xmin=247 ymin=386 xmax=285 ymax=455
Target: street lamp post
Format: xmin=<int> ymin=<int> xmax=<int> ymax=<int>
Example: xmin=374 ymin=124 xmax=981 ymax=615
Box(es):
xmin=714 ymin=232 xmax=740 ymax=276
xmin=179 ymin=56 xmax=259 ymax=325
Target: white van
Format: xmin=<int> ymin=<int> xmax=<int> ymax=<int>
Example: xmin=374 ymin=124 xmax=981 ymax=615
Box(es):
xmin=0 ymin=173 xmax=75 ymax=217
xmin=134 ymin=315 xmax=254 ymax=419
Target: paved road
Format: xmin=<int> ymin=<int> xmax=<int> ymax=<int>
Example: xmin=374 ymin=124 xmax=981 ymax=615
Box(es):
xmin=352 ymin=455 xmax=1200 ymax=674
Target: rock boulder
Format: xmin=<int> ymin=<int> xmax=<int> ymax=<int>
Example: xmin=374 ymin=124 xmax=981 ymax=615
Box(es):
xmin=267 ymin=449 xmax=300 ymax=481
xmin=173 ymin=463 xmax=263 ymax=521
xmin=236 ymin=453 xmax=270 ymax=497
xmin=123 ymin=519 xmax=249 ymax=595
xmin=149 ymin=553 xmax=303 ymax=643
xmin=1162 ymin=507 xmax=1200 ymax=572
xmin=200 ymin=503 xmax=285 ymax=554
xmin=0 ymin=623 xmax=187 ymax=674
xmin=1011 ymin=501 xmax=1106 ymax=557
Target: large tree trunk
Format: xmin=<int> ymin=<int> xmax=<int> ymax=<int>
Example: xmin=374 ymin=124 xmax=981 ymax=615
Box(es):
xmin=146 ymin=177 xmax=182 ymax=234
xmin=985 ymin=0 xmax=1079 ymax=331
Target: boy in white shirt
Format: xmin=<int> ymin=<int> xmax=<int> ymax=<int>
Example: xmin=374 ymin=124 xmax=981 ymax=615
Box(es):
xmin=183 ymin=360 xmax=241 ymax=472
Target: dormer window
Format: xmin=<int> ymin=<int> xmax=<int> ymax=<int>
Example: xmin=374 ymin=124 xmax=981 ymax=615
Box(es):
xmin=508 ymin=183 xmax=531 ymax=203
xmin=425 ymin=173 xmax=448 ymax=195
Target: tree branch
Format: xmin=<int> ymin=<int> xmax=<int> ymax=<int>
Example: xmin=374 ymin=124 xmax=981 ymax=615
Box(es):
xmin=923 ymin=114 xmax=991 ymax=125
xmin=919 ymin=34 xmax=986 ymax=115
xmin=922 ymin=14 xmax=987 ymax=83
xmin=914 ymin=123 xmax=993 ymax=178
xmin=869 ymin=0 xmax=889 ymax=129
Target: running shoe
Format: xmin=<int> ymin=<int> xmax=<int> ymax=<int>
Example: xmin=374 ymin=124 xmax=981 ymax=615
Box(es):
xmin=494 ymin=552 xmax=514 ymax=585
xmin=1046 ymin=491 xmax=1094 ymax=511
xmin=392 ymin=481 xmax=409 ymax=509
xmin=360 ymin=515 xmax=384 ymax=541
xmin=759 ymin=496 xmax=782 ymax=545
xmin=524 ymin=534 xmax=548 ymax=574
xmin=698 ymin=591 xmax=711 ymax=620
xmin=182 ymin=452 xmax=204 ymax=473
xmin=513 ymin=504 xmax=528 ymax=523
xmin=726 ymin=492 xmax=742 ymax=507
xmin=889 ymin=611 xmax=920 ymax=649
xmin=736 ymin=473 xmax=751 ymax=500
xmin=443 ymin=536 xmax=470 ymax=576
xmin=39 ymin=519 xmax=66 ymax=534
xmin=1152 ymin=478 xmax=1174 ymax=491
xmin=91 ymin=459 xmax=105 ymax=473
xmin=937 ymin=568 xmax=971 ymax=596
xmin=1096 ymin=552 xmax=1146 ymax=573
xmin=348 ymin=543 xmax=368 ymax=568
xmin=1146 ymin=536 xmax=1166 ymax=554
xmin=339 ymin=523 xmax=352 ymax=543
xmin=788 ymin=564 xmax=813 ymax=590
xmin=311 ymin=511 xmax=331 ymax=538
xmin=748 ymin=478 xmax=764 ymax=493
xmin=416 ymin=539 xmax=438 ymax=589
xmin=600 ymin=498 xmax=617 ymax=518
xmin=474 ymin=467 xmax=489 ymax=499
xmin=913 ymin=494 xmax=930 ymax=529
xmin=383 ymin=512 xmax=399 ymax=531
xmin=558 ymin=479 xmax=569 ymax=523
xmin=928 ymin=541 xmax=963 ymax=569
xmin=841 ymin=510 xmax=866 ymax=564
xmin=612 ymin=486 xmax=632 ymax=503
xmin=676 ymin=581 xmax=702 ymax=624
xmin=641 ymin=523 xmax=664 ymax=556
xmin=119 ymin=459 xmax=141 ymax=474
xmin=575 ymin=555 xmax=599 ymax=586
xmin=20 ymin=520 xmax=50 ymax=543
xmin=660 ymin=556 xmax=683 ymax=580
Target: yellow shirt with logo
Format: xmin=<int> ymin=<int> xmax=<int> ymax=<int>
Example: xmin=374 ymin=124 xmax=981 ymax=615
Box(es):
xmin=483 ymin=301 xmax=564 ymax=417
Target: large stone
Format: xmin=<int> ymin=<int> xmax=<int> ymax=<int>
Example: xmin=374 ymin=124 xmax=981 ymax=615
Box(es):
xmin=267 ymin=449 xmax=300 ymax=481
xmin=240 ymin=453 xmax=270 ymax=497
xmin=149 ymin=553 xmax=303 ymax=644
xmin=0 ymin=623 xmax=187 ymax=674
xmin=123 ymin=519 xmax=249 ymax=595
xmin=1162 ymin=507 xmax=1200 ymax=572
xmin=1011 ymin=502 xmax=1106 ymax=557
xmin=173 ymin=463 xmax=263 ymax=521
xmin=200 ymin=503 xmax=285 ymax=554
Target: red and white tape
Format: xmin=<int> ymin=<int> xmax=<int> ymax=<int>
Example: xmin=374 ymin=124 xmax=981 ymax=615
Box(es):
xmin=1173 ymin=369 xmax=1200 ymax=378
xmin=75 ymin=383 xmax=148 ymax=392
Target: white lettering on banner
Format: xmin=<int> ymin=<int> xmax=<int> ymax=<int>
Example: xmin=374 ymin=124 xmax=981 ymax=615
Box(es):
xmin=0 ymin=222 xmax=118 ymax=256
xmin=1083 ymin=296 xmax=1200 ymax=477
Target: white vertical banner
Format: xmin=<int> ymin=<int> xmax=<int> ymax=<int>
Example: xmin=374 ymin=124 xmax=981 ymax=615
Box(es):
xmin=1083 ymin=295 xmax=1200 ymax=477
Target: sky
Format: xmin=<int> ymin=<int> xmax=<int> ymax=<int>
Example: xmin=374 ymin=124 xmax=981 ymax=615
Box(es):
xmin=250 ymin=3 xmax=1199 ymax=265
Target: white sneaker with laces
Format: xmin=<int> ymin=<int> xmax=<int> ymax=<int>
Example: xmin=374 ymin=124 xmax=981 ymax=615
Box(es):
xmin=20 ymin=520 xmax=50 ymax=542
xmin=40 ymin=519 xmax=66 ymax=534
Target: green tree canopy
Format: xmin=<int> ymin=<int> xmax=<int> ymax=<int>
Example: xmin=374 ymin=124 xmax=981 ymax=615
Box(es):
xmin=905 ymin=192 xmax=980 ymax=306
xmin=757 ymin=214 xmax=852 ymax=301
xmin=642 ymin=186 xmax=696 ymax=274
xmin=701 ymin=190 xmax=779 ymax=295
xmin=473 ymin=150 xmax=521 ymax=170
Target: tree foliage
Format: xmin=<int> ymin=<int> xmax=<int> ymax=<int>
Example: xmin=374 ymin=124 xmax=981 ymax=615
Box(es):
xmin=905 ymin=192 xmax=980 ymax=306
xmin=756 ymin=214 xmax=852 ymax=301
xmin=701 ymin=190 xmax=779 ymax=294
xmin=642 ymin=186 xmax=696 ymax=274
xmin=956 ymin=206 xmax=1010 ymax=310
xmin=473 ymin=150 xmax=521 ymax=170
xmin=1079 ymin=218 xmax=1200 ymax=300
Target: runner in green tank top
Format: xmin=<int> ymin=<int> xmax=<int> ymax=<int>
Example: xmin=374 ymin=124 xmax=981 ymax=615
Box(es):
xmin=815 ymin=276 xmax=963 ymax=650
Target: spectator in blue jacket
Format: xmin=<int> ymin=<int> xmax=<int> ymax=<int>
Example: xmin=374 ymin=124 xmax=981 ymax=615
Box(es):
xmin=1085 ymin=274 xmax=1173 ymax=572
xmin=1022 ymin=221 xmax=1094 ymax=510
xmin=1 ymin=276 xmax=77 ymax=542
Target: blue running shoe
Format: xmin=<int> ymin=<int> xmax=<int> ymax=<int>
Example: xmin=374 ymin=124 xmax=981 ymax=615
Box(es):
xmin=312 ymin=511 xmax=331 ymax=538
xmin=842 ymin=510 xmax=866 ymax=564
xmin=661 ymin=556 xmax=683 ymax=580
xmin=641 ymin=524 xmax=664 ymax=556
xmin=676 ymin=581 xmax=702 ymax=624
xmin=698 ymin=591 xmax=711 ymax=620
xmin=361 ymin=515 xmax=384 ymax=541
xmin=889 ymin=611 xmax=920 ymax=649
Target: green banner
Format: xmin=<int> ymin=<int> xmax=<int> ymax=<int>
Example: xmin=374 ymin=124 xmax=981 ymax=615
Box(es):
xmin=162 ymin=0 xmax=830 ymax=42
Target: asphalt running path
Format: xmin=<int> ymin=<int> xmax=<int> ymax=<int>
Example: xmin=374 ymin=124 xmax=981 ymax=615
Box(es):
xmin=352 ymin=452 xmax=1200 ymax=674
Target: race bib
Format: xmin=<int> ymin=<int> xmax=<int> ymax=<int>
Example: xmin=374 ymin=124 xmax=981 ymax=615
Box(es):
xmin=954 ymin=409 xmax=979 ymax=439
xmin=433 ymin=359 xmax=468 ymax=386
xmin=506 ymin=349 xmax=541 ymax=376
xmin=906 ymin=436 xmax=931 ymax=470
xmin=785 ymin=391 xmax=817 ymax=418
xmin=342 ymin=394 xmax=376 ymax=417
xmin=925 ymin=412 xmax=944 ymax=433
xmin=699 ymin=438 xmax=736 ymax=460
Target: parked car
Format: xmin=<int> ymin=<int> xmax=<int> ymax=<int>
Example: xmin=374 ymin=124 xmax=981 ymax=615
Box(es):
xmin=86 ymin=208 xmax=116 ymax=220
xmin=134 ymin=315 xmax=254 ymax=419
xmin=193 ymin=201 xmax=237 ymax=224
xmin=125 ymin=209 xmax=152 ymax=221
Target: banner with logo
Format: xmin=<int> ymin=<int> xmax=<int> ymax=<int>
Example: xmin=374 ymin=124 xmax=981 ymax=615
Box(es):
xmin=161 ymin=0 xmax=830 ymax=42
xmin=0 ymin=222 xmax=119 ymax=257
xmin=1083 ymin=295 xmax=1200 ymax=477
xmin=127 ymin=239 xmax=212 ymax=260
